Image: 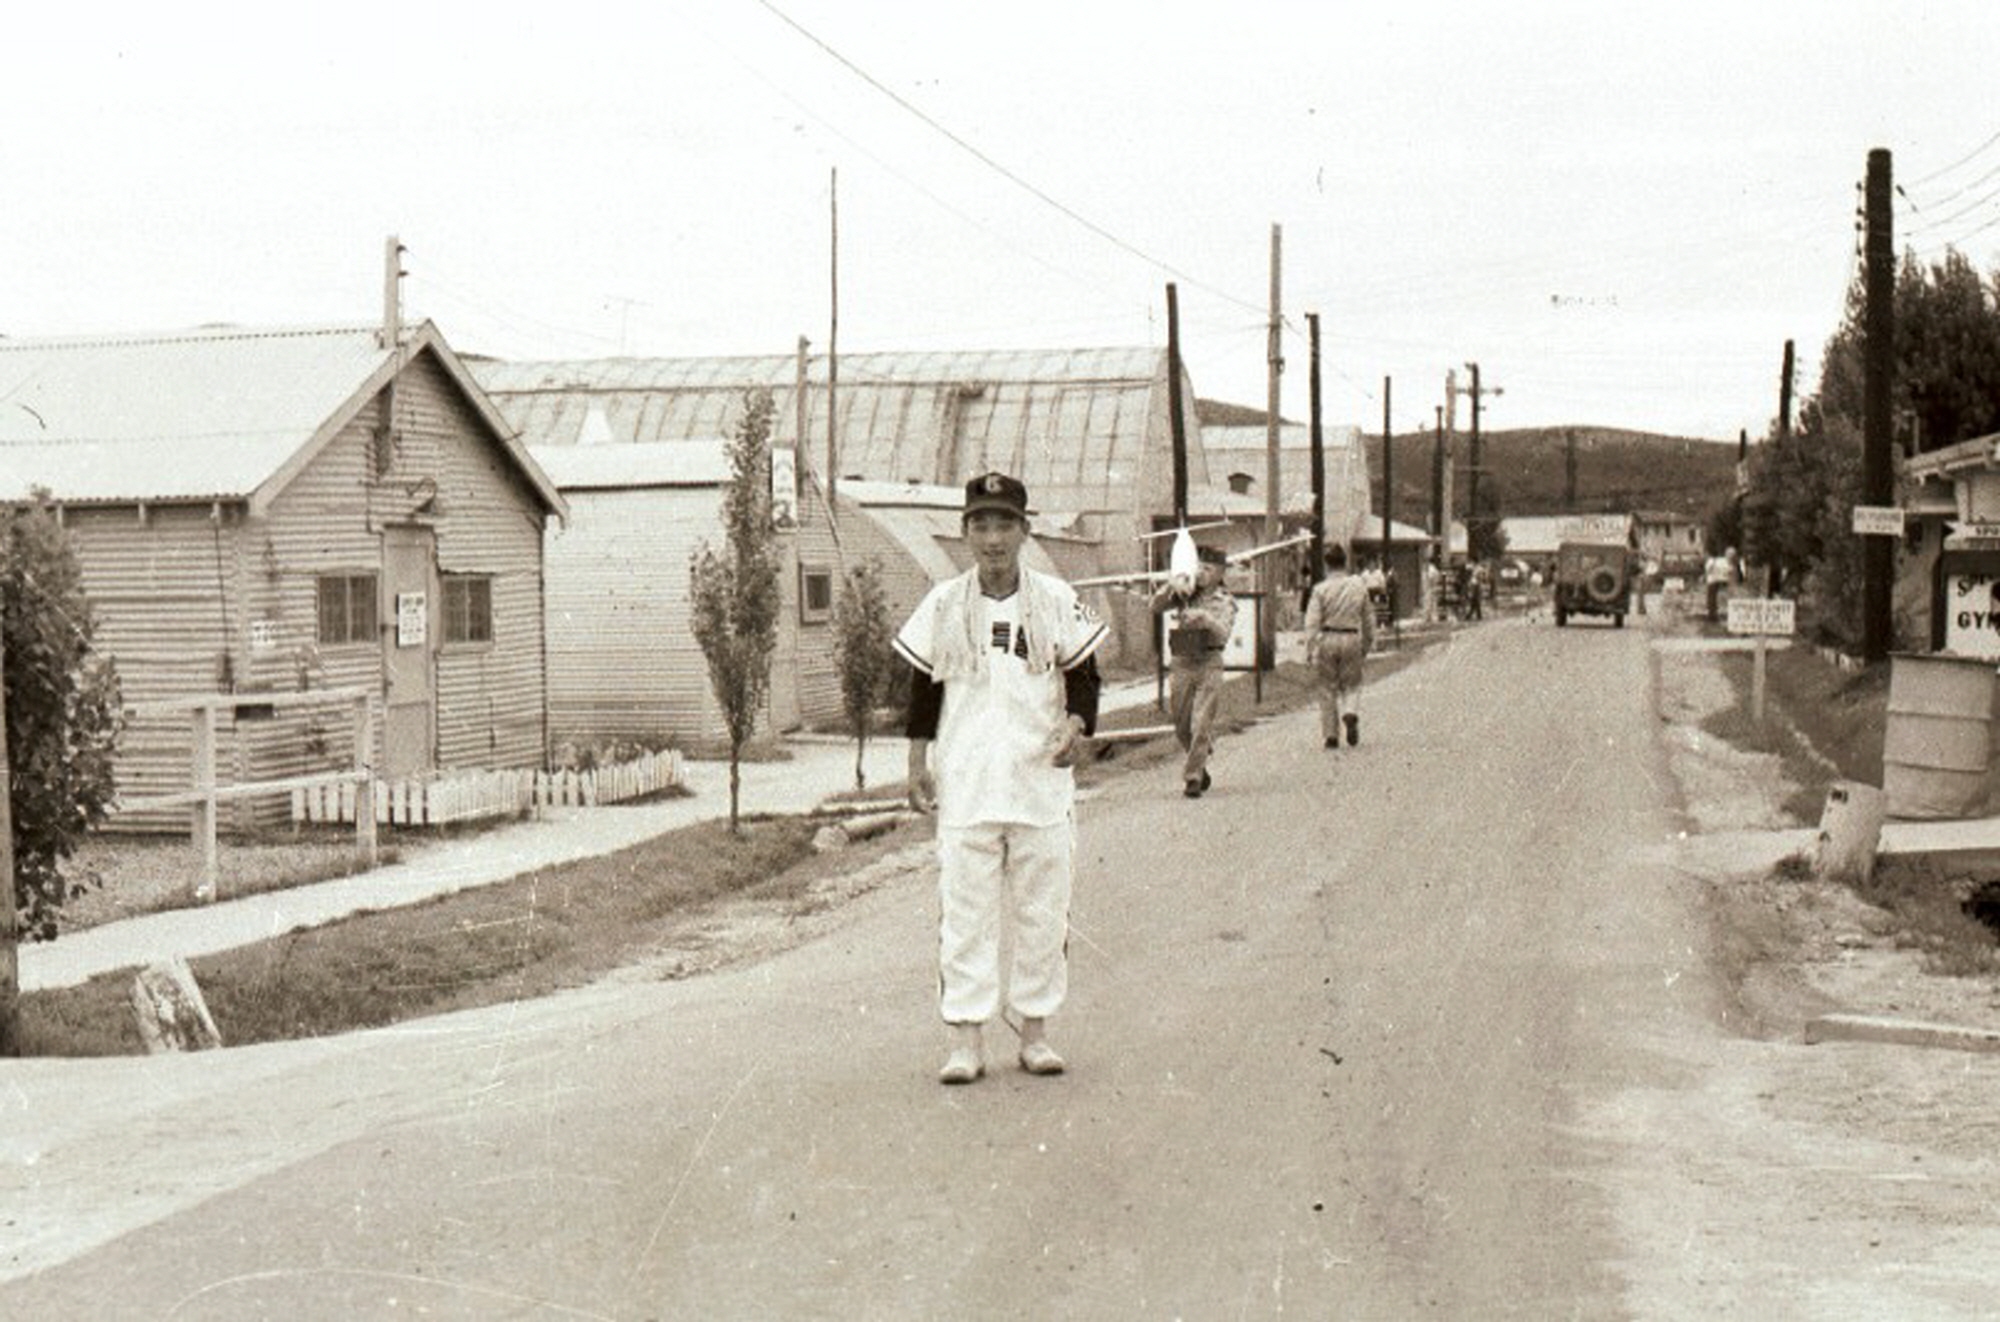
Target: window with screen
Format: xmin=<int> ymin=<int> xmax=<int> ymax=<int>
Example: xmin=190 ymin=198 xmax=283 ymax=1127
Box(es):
xmin=443 ymin=574 xmax=494 ymax=644
xmin=316 ymin=575 xmax=377 ymax=645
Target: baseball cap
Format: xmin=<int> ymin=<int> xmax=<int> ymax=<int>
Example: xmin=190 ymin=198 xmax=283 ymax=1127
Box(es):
xmin=1196 ymin=544 xmax=1228 ymax=566
xmin=963 ymin=471 xmax=1029 ymax=519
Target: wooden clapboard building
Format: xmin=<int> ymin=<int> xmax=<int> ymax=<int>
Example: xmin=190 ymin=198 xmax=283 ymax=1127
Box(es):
xmin=0 ymin=322 xmax=566 ymax=827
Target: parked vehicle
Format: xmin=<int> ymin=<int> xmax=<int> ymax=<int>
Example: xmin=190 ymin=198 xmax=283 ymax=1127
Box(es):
xmin=1552 ymin=540 xmax=1634 ymax=627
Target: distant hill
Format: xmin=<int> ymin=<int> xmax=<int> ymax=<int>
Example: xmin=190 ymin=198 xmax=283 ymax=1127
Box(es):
xmin=1371 ymin=426 xmax=1739 ymax=522
xmin=1195 ymin=402 xmax=1739 ymax=522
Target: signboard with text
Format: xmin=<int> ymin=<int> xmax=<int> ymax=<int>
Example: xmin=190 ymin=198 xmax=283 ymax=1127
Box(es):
xmin=1851 ymin=505 xmax=1905 ymax=537
xmin=396 ymin=592 xmax=427 ymax=648
xmin=1727 ymin=597 xmax=1796 ymax=637
xmin=1943 ymin=568 xmax=2000 ymax=659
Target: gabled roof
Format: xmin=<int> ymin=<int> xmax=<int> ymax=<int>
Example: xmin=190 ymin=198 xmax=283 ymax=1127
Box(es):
xmin=472 ymin=346 xmax=1176 ymax=516
xmin=530 ymin=440 xmax=733 ymax=490
xmin=0 ymin=321 xmax=564 ymax=517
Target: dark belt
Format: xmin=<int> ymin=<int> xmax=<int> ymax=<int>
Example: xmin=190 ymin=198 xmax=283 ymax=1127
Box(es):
xmin=1320 ymin=627 xmax=1360 ymax=633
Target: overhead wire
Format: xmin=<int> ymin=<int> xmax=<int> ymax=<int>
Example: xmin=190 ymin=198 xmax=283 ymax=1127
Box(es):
xmin=749 ymin=0 xmax=1267 ymax=319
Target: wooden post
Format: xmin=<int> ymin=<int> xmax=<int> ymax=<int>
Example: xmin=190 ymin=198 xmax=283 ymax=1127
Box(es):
xmin=191 ymin=702 xmax=218 ymax=903
xmin=1751 ymin=565 xmax=1773 ymax=725
xmin=0 ymin=607 xmax=17 ymax=1055
xmin=353 ymin=691 xmax=378 ymax=867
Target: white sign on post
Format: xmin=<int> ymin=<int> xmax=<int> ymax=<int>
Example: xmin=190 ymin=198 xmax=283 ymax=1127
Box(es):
xmin=1850 ymin=505 xmax=1905 ymax=537
xmin=396 ymin=592 xmax=427 ymax=647
xmin=1726 ymin=597 xmax=1796 ymax=637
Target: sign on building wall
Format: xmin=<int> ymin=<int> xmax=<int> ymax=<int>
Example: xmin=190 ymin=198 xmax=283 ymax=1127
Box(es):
xmin=771 ymin=446 xmax=798 ymax=530
xmin=249 ymin=620 xmax=279 ymax=654
xmin=1942 ymin=569 xmax=2000 ymax=659
xmin=396 ymin=591 xmax=427 ymax=648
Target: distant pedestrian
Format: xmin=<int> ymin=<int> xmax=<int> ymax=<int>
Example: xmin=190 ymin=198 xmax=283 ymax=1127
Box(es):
xmin=897 ymin=471 xmax=1108 ymax=1085
xmin=1152 ymin=544 xmax=1236 ymax=798
xmin=1704 ymin=547 xmax=1734 ymax=622
xmin=1303 ymin=543 xmax=1374 ymax=749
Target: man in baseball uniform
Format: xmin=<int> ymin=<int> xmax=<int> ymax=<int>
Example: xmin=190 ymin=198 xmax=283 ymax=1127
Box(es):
xmin=896 ymin=471 xmax=1108 ymax=1085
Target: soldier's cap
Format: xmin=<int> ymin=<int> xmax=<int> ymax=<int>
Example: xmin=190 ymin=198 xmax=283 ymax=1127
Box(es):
xmin=963 ymin=471 xmax=1029 ymax=520
xmin=1196 ymin=545 xmax=1229 ymax=566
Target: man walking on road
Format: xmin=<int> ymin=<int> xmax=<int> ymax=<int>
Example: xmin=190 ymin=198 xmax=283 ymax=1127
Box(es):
xmin=1304 ymin=542 xmax=1374 ymax=749
xmin=1151 ymin=544 xmax=1236 ymax=799
xmin=896 ymin=472 xmax=1108 ymax=1085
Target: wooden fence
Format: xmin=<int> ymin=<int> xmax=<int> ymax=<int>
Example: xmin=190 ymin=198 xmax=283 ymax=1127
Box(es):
xmin=118 ymin=687 xmax=378 ymax=904
xmin=292 ymin=748 xmax=684 ymax=828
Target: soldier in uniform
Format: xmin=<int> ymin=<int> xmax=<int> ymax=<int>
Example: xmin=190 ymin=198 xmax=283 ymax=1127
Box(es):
xmin=1151 ymin=545 xmax=1237 ymax=798
xmin=896 ymin=472 xmax=1108 ymax=1085
xmin=1304 ymin=542 xmax=1375 ymax=748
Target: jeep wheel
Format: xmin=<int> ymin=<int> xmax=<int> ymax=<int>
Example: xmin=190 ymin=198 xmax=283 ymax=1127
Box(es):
xmin=1613 ymin=613 xmax=1625 ymax=628
xmin=1554 ymin=606 xmax=1567 ymax=626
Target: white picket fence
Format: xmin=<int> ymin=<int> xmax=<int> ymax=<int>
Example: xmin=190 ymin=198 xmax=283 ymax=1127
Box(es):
xmin=291 ymin=748 xmax=685 ymax=827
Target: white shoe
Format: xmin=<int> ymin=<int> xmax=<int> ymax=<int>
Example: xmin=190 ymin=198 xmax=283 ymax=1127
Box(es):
xmin=938 ymin=1023 xmax=984 ymax=1085
xmin=1017 ymin=1040 xmax=1066 ymax=1075
xmin=1017 ymin=1018 xmax=1065 ymax=1075
xmin=939 ymin=1047 xmax=984 ymax=1084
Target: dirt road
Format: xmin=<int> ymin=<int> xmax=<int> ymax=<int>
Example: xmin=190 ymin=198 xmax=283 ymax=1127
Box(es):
xmin=6 ymin=613 xmax=1998 ymax=1317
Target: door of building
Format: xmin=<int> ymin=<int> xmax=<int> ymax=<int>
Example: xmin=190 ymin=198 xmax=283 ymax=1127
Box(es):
xmin=380 ymin=525 xmax=437 ymax=779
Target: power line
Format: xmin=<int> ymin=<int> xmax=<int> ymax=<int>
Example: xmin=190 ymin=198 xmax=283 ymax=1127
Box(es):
xmin=750 ymin=0 xmax=1265 ymax=317
xmin=1906 ymin=128 xmax=2000 ymax=188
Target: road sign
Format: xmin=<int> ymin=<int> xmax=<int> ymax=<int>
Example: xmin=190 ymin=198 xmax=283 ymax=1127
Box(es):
xmin=1851 ymin=505 xmax=1905 ymax=536
xmin=1727 ymin=597 xmax=1796 ymax=637
xmin=1945 ymin=521 xmax=2000 ymax=549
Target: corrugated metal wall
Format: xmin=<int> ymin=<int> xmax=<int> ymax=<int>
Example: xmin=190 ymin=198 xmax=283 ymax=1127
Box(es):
xmin=544 ymin=485 xmax=724 ymax=749
xmin=544 ymin=475 xmax=874 ymax=750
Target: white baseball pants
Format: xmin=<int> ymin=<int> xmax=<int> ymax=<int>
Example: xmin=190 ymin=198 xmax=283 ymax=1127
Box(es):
xmin=935 ymin=818 xmax=1074 ymax=1024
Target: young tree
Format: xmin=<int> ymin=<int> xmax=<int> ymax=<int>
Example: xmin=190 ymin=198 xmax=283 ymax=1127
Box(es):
xmin=1 ymin=495 xmax=124 ymax=1052
xmin=831 ymin=559 xmax=894 ymax=791
xmin=689 ymin=391 xmax=781 ymax=834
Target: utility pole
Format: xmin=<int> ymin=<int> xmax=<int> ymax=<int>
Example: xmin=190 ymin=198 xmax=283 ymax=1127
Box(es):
xmin=1308 ymin=311 xmax=1325 ymax=587
xmin=1862 ymin=148 xmax=1895 ymax=662
xmin=1455 ymin=363 xmax=1502 ymax=560
xmin=1167 ymin=283 xmax=1189 ymax=526
xmin=1262 ymin=223 xmax=1283 ymax=684
xmin=1380 ymin=377 xmax=1393 ymax=562
xmin=827 ymin=167 xmax=840 ymax=510
xmin=1778 ymin=339 xmax=1795 ymax=443
xmin=1441 ymin=369 xmax=1458 ymax=561
xmin=1431 ymin=405 xmax=1445 ymax=538
xmin=1264 ymin=223 xmax=1283 ymax=548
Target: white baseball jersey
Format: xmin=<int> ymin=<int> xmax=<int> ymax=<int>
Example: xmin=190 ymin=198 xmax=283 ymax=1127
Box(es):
xmin=895 ymin=570 xmax=1107 ymax=828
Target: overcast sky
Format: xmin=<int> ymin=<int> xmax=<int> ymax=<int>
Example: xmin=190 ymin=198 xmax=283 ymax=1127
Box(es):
xmin=6 ymin=1 xmax=1997 ymax=442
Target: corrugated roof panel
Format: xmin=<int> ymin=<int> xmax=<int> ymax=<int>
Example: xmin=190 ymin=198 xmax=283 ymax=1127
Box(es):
xmin=474 ymin=346 xmax=1170 ymax=512
xmin=530 ymin=440 xmax=732 ymax=489
xmin=0 ymin=325 xmax=390 ymax=502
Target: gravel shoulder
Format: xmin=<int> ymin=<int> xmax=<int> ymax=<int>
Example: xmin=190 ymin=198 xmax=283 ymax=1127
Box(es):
xmin=1624 ymin=638 xmax=2000 ymax=1319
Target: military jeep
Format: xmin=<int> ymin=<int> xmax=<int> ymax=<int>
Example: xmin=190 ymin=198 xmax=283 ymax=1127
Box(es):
xmin=1552 ymin=540 xmax=1633 ymax=627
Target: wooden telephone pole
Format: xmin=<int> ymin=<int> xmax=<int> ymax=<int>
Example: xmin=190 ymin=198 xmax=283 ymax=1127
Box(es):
xmin=1308 ymin=312 xmax=1325 ymax=587
xmin=1862 ymin=149 xmax=1895 ymax=662
xmin=1167 ymin=283 xmax=1189 ymax=525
